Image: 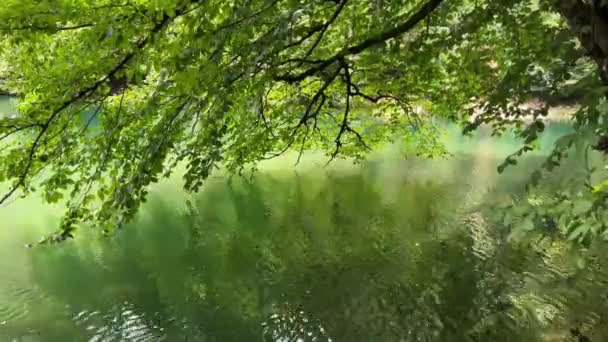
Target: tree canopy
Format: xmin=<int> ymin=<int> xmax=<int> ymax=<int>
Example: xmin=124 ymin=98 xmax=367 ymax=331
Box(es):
xmin=0 ymin=0 xmax=606 ymax=240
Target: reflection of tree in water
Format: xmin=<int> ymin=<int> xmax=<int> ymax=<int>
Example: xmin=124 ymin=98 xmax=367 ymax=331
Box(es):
xmin=23 ymin=164 xmax=608 ymax=341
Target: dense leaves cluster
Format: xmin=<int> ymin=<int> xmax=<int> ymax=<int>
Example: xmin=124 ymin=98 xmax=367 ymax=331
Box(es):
xmin=0 ymin=0 xmax=606 ymax=238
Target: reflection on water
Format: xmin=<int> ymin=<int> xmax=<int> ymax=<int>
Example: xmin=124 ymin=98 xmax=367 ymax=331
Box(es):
xmin=1 ymin=93 xmax=607 ymax=341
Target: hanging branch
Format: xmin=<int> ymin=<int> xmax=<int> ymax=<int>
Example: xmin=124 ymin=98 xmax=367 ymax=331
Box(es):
xmin=264 ymin=64 xmax=341 ymax=160
xmin=274 ymin=0 xmax=444 ymax=83
xmin=343 ymin=76 xmax=420 ymax=131
xmin=326 ymin=59 xmax=370 ymax=165
xmin=0 ymin=3 xmax=198 ymax=206
xmin=299 ymin=0 xmax=349 ymax=63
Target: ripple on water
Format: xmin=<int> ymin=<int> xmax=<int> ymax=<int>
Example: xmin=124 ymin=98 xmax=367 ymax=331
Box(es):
xmin=0 ymin=282 xmax=46 ymax=326
xmin=72 ymin=305 xmax=162 ymax=342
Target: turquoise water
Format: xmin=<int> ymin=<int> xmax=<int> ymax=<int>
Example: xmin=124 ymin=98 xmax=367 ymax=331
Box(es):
xmin=0 ymin=96 xmax=606 ymax=341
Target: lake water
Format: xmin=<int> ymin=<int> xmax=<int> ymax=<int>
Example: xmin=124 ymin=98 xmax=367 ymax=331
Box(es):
xmin=1 ymin=97 xmax=607 ymax=341
xmin=0 ymin=96 xmax=17 ymax=117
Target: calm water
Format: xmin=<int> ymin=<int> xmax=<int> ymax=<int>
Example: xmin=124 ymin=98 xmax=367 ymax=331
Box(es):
xmin=1 ymin=97 xmax=607 ymax=341
xmin=0 ymin=96 xmax=17 ymax=117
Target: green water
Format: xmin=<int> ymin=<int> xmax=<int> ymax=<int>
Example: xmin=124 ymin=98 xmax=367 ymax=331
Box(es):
xmin=0 ymin=96 xmax=17 ymax=117
xmin=1 ymin=96 xmax=607 ymax=341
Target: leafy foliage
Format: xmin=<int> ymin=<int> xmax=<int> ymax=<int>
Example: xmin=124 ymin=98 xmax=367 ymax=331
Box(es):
xmin=0 ymin=0 xmax=606 ymax=237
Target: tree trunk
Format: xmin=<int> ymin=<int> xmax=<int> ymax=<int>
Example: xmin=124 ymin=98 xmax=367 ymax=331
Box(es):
xmin=553 ymin=1 xmax=608 ymax=154
xmin=552 ymin=0 xmax=608 ymax=82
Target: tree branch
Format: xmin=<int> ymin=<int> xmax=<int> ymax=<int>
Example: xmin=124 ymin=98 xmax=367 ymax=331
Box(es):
xmin=0 ymin=123 xmax=42 ymax=142
xmin=274 ymin=0 xmax=444 ymax=82
xmin=263 ymin=70 xmax=336 ymax=160
xmin=214 ymin=0 xmax=281 ymax=33
xmin=300 ymin=0 xmax=349 ymax=63
xmin=0 ymin=4 xmax=195 ymax=206
xmin=325 ymin=59 xmax=370 ymax=165
xmin=10 ymin=23 xmax=94 ymax=32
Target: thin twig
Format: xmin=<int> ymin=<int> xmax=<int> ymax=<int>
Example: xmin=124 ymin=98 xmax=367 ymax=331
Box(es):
xmin=0 ymin=5 xmax=191 ymax=205
xmin=275 ymin=0 xmax=444 ymax=83
xmin=299 ymin=0 xmax=349 ymax=64
xmin=326 ymin=59 xmax=370 ymax=166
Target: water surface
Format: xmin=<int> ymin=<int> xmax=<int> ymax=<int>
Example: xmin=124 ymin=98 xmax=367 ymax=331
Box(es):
xmin=0 ymin=96 xmax=607 ymax=341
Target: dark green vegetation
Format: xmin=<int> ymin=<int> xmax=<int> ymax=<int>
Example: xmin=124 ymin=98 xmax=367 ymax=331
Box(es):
xmin=1 ymin=126 xmax=607 ymax=341
xmin=0 ymin=0 xmax=606 ymax=239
